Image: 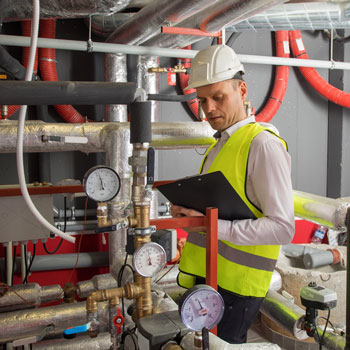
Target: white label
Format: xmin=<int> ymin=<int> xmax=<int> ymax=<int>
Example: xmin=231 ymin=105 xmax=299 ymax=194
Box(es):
xmin=64 ymin=136 xmax=88 ymax=144
xmin=283 ymin=41 xmax=290 ymax=54
xmin=296 ymin=38 xmax=305 ymax=52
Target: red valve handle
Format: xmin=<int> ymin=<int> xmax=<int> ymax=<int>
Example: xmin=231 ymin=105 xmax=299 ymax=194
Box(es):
xmin=113 ymin=308 xmax=125 ymax=334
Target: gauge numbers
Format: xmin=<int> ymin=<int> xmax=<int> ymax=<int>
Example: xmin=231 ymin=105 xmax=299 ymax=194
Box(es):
xmin=133 ymin=242 xmax=167 ymax=278
xmin=83 ymin=166 xmax=121 ymax=202
xmin=180 ymin=284 xmax=224 ymax=331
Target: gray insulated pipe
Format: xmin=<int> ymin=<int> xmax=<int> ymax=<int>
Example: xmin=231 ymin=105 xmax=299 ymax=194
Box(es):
xmin=144 ymin=0 xmax=287 ymax=48
xmin=0 ymin=81 xmax=137 ymax=105
xmin=0 ymin=0 xmax=132 ymax=22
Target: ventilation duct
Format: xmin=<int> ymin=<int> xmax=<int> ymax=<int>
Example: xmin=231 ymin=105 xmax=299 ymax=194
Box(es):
xmin=106 ymin=0 xmax=218 ymax=45
xmin=144 ymin=0 xmax=287 ymax=48
xmin=228 ymin=2 xmax=350 ymax=31
xmin=0 ymin=0 xmax=132 ymax=22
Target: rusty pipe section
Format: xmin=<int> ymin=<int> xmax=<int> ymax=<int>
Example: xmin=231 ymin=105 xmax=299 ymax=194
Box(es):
xmin=144 ymin=0 xmax=287 ymax=48
xmin=0 ymin=121 xmax=214 ymax=153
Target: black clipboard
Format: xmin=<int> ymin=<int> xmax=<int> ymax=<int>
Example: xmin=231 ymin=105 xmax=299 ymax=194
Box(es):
xmin=157 ymin=171 xmax=256 ymax=221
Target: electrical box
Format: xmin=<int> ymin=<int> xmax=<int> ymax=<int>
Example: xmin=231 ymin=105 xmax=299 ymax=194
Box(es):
xmin=0 ymin=194 xmax=54 ymax=243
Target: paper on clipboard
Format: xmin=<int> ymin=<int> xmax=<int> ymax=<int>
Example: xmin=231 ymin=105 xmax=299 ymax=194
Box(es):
xmin=157 ymin=171 xmax=256 ymax=221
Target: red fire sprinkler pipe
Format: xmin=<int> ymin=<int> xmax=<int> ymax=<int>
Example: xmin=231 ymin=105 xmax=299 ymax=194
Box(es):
xmin=39 ymin=19 xmax=86 ymax=123
xmin=289 ymin=30 xmax=350 ymax=108
xmin=255 ymin=31 xmax=290 ymax=122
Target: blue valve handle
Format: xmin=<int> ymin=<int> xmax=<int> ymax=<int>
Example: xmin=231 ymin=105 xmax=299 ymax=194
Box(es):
xmin=64 ymin=322 xmax=91 ymax=335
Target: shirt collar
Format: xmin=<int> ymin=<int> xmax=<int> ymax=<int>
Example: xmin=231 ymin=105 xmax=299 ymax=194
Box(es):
xmin=220 ymin=116 xmax=256 ymax=139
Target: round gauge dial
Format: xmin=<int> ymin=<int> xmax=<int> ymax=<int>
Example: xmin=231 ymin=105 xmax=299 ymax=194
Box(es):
xmin=133 ymin=242 xmax=167 ymax=278
xmin=179 ymin=284 xmax=225 ymax=331
xmin=83 ymin=166 xmax=121 ymax=202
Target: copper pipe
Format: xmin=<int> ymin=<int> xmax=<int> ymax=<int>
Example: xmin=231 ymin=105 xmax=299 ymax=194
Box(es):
xmin=134 ymin=205 xmax=150 ymax=228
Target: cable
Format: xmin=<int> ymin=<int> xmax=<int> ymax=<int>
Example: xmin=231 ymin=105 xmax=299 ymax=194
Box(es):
xmin=43 ymin=196 xmax=67 ymax=254
xmin=319 ymin=307 xmax=331 ymax=350
xmin=15 ymin=0 xmax=75 ymax=244
xmin=11 ymin=245 xmax=17 ymax=286
xmin=23 ymin=243 xmax=36 ymax=284
xmin=121 ymin=328 xmax=139 ymax=350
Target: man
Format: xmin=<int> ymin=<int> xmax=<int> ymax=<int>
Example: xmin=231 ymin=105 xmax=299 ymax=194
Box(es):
xmin=171 ymin=45 xmax=294 ymax=344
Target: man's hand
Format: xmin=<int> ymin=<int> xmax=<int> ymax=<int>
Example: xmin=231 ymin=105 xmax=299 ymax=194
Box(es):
xmin=170 ymin=205 xmax=204 ymax=218
xmin=170 ymin=205 xmax=205 ymax=232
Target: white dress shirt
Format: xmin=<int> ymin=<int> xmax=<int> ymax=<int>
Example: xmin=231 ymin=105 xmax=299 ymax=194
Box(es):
xmin=202 ymin=117 xmax=294 ymax=246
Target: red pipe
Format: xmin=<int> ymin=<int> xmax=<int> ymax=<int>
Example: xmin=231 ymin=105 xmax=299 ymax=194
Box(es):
xmin=39 ymin=19 xmax=86 ymax=123
xmin=178 ymin=46 xmax=201 ymax=121
xmin=289 ymin=30 xmax=350 ymax=108
xmin=0 ymin=21 xmax=39 ymax=119
xmin=255 ymin=31 xmax=290 ymax=122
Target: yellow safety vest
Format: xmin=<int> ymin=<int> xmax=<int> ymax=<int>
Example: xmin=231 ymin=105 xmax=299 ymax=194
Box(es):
xmin=178 ymin=123 xmax=287 ymax=297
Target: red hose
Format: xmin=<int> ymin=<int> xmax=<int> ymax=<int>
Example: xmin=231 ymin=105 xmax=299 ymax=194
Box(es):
xmin=0 ymin=21 xmax=39 ymax=119
xmin=178 ymin=46 xmax=201 ymax=121
xmin=289 ymin=30 xmax=350 ymax=108
xmin=39 ymin=19 xmax=86 ymax=123
xmin=255 ymin=31 xmax=290 ymax=122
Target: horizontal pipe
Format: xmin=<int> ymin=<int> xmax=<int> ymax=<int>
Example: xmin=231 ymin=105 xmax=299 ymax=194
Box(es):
xmin=0 ymin=283 xmax=62 ymax=313
xmin=294 ymin=190 xmax=350 ymax=230
xmin=0 ymin=301 xmax=109 ymax=344
xmin=261 ymin=290 xmax=346 ymax=350
xmin=32 ymin=333 xmax=113 ymax=350
xmin=0 ymin=121 xmax=215 ymax=153
xmin=0 ymin=34 xmax=349 ymax=70
xmin=0 ymin=81 xmax=137 ymax=105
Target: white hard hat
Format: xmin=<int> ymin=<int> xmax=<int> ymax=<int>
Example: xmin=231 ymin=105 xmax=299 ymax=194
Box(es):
xmin=186 ymin=45 xmax=245 ymax=90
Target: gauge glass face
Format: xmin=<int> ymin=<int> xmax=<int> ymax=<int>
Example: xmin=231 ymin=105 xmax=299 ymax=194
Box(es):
xmin=84 ymin=166 xmax=120 ymax=202
xmin=133 ymin=242 xmax=166 ymax=278
xmin=180 ymin=286 xmax=225 ymax=331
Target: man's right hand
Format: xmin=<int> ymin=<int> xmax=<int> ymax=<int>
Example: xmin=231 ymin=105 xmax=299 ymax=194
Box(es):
xmin=171 ymin=205 xmax=204 ymax=218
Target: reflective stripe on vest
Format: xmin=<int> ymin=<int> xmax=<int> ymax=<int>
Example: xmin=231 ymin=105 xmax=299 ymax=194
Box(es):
xmin=186 ymin=231 xmax=276 ymax=272
xmin=178 ymin=123 xmax=287 ymax=297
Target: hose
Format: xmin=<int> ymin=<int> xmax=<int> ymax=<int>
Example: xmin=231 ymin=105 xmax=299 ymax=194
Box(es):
xmin=255 ymin=31 xmax=290 ymax=122
xmin=16 ymin=0 xmax=75 ymax=244
xmin=39 ymin=19 xmax=86 ymax=123
xmin=289 ymin=30 xmax=350 ymax=108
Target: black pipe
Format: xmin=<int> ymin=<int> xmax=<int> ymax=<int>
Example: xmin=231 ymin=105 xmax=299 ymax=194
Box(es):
xmin=346 ymin=208 xmax=350 ymax=349
xmin=148 ymin=92 xmax=197 ymax=102
xmin=129 ymin=101 xmax=152 ymax=144
xmin=0 ymin=81 xmax=137 ymax=105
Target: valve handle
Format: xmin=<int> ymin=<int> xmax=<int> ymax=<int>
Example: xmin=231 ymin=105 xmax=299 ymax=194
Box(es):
xmin=113 ymin=308 xmax=125 ymax=334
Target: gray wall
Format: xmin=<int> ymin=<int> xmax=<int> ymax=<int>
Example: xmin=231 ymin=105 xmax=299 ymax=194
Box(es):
xmin=1 ymin=19 xmax=350 ymax=203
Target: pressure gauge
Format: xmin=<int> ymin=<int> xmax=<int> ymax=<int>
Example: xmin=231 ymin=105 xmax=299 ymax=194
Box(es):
xmin=133 ymin=242 xmax=167 ymax=278
xmin=179 ymin=284 xmax=225 ymax=331
xmin=83 ymin=166 xmax=121 ymax=202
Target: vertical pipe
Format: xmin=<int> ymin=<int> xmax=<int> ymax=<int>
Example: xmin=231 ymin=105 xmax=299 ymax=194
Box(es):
xmin=346 ymin=208 xmax=350 ymax=349
xmin=206 ymin=207 xmax=218 ymax=336
xmin=105 ymin=53 xmax=128 ymax=122
xmin=20 ymin=243 xmax=26 ymax=282
xmin=137 ymin=55 xmax=159 ymax=219
xmin=6 ymin=242 xmax=13 ymax=286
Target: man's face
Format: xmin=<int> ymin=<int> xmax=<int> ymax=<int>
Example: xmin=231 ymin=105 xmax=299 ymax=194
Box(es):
xmin=196 ymin=79 xmax=248 ymax=132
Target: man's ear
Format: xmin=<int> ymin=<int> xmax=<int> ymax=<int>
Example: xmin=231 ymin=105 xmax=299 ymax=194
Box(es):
xmin=239 ymin=81 xmax=248 ymax=100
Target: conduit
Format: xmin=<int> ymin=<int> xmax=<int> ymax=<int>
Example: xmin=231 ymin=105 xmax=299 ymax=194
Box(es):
xmin=39 ymin=19 xmax=86 ymax=123
xmin=289 ymin=30 xmax=350 ymax=108
xmin=255 ymin=30 xmax=289 ymax=122
xmin=2 ymin=34 xmax=350 ymax=70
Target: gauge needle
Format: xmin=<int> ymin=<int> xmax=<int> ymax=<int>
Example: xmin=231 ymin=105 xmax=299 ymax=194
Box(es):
xmin=147 ymin=250 xmax=152 ymax=265
xmin=98 ymin=174 xmax=104 ymax=190
xmin=197 ymin=299 xmax=208 ymax=316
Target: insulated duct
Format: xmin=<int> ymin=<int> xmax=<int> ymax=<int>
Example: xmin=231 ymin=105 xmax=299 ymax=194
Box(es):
xmin=228 ymin=2 xmax=350 ymax=32
xmin=0 ymin=0 xmax=132 ymax=22
xmin=144 ymin=0 xmax=288 ymax=48
xmin=106 ymin=0 xmax=217 ymax=45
